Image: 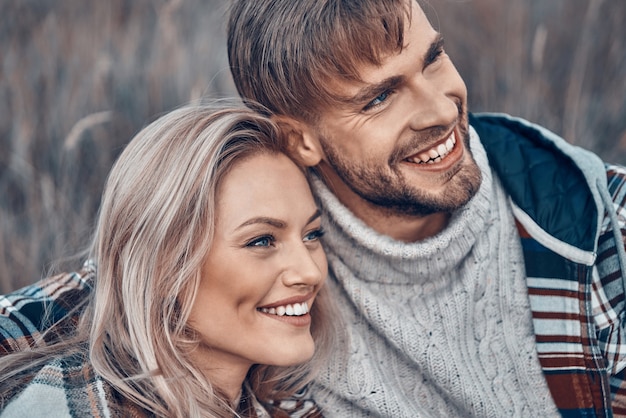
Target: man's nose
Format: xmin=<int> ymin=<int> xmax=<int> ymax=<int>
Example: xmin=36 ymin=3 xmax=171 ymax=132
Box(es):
xmin=406 ymin=67 xmax=466 ymax=131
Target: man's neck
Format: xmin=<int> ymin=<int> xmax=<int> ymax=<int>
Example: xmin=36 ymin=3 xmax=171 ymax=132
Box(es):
xmin=361 ymin=207 xmax=450 ymax=242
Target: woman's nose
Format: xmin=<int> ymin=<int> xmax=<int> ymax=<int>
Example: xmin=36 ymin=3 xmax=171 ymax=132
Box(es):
xmin=280 ymin=243 xmax=326 ymax=288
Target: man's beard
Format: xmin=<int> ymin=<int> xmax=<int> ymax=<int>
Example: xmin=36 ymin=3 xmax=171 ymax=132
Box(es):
xmin=318 ymin=121 xmax=482 ymax=218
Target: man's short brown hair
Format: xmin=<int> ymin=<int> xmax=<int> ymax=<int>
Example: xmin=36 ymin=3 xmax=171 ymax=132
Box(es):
xmin=228 ymin=0 xmax=412 ymax=122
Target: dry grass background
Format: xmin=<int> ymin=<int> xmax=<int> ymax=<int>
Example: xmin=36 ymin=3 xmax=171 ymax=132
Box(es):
xmin=1 ymin=0 xmax=625 ymax=292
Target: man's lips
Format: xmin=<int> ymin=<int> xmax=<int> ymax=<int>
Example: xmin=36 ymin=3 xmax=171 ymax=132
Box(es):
xmin=404 ymin=129 xmax=458 ymax=165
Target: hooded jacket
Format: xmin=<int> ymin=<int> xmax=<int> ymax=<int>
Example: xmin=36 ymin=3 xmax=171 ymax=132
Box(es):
xmin=472 ymin=113 xmax=626 ymax=417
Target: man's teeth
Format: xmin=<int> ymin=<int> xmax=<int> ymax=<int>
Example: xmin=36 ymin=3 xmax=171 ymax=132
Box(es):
xmin=410 ymin=132 xmax=456 ymax=164
xmin=260 ymin=302 xmax=309 ymax=316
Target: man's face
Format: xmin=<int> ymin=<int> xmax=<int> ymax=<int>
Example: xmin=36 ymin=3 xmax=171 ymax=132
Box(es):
xmin=307 ymin=1 xmax=482 ymax=234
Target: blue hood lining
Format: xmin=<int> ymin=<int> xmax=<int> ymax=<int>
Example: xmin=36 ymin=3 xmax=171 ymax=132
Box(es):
xmin=469 ymin=113 xmax=597 ymax=252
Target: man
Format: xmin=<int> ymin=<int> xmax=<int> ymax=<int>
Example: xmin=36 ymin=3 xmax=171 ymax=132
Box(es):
xmin=227 ymin=0 xmax=626 ymax=416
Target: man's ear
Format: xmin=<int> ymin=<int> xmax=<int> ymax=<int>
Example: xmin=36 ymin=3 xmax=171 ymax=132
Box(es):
xmin=272 ymin=115 xmax=323 ymax=167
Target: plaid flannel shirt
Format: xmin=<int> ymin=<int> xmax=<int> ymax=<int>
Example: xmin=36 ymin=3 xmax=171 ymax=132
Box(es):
xmin=522 ymin=163 xmax=626 ymax=416
xmin=0 ymin=349 xmax=312 ymax=418
xmin=0 ymin=265 xmax=93 ymax=355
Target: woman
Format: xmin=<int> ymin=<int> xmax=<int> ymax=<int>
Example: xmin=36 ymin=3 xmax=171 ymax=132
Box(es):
xmin=0 ymin=103 xmax=336 ymax=417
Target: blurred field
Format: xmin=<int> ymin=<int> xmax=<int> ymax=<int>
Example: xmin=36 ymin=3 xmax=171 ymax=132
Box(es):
xmin=1 ymin=0 xmax=625 ymax=292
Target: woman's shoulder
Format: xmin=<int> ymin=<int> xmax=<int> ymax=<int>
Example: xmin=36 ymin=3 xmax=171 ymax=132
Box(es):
xmin=249 ymin=386 xmax=324 ymax=418
xmin=0 ymin=351 xmax=111 ymax=418
xmin=0 ymin=263 xmax=94 ymax=354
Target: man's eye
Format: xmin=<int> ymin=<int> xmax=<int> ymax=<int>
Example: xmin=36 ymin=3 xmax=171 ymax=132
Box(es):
xmin=364 ymin=91 xmax=391 ymax=111
xmin=246 ymin=235 xmax=275 ymax=247
xmin=303 ymin=228 xmax=325 ymax=242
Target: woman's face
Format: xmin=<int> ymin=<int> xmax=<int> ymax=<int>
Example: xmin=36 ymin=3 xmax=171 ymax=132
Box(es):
xmin=188 ymin=152 xmax=327 ymax=377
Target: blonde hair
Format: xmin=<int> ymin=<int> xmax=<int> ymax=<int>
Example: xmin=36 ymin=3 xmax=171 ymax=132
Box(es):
xmin=0 ymin=102 xmax=337 ymax=417
xmin=228 ymin=0 xmax=412 ymax=122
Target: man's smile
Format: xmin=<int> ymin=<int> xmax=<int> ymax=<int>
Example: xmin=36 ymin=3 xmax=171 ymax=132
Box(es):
xmin=406 ymin=130 xmax=457 ymax=165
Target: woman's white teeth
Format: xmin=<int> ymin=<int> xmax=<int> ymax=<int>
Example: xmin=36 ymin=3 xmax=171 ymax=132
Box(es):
xmin=260 ymin=302 xmax=309 ymax=316
xmin=413 ymin=132 xmax=456 ymax=164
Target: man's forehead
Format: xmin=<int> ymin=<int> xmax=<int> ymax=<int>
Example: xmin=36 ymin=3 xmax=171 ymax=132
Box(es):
xmin=321 ymin=3 xmax=437 ymax=105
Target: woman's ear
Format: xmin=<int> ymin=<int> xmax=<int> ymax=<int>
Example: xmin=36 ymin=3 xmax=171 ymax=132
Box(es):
xmin=272 ymin=115 xmax=323 ymax=167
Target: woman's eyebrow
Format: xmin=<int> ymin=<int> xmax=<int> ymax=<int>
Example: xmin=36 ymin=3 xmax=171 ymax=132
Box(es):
xmin=307 ymin=209 xmax=322 ymax=224
xmin=236 ymin=209 xmax=321 ymax=231
xmin=236 ymin=217 xmax=286 ymax=230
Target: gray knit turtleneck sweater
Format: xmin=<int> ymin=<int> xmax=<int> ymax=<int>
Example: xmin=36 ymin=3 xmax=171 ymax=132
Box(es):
xmin=309 ymin=130 xmax=559 ymax=417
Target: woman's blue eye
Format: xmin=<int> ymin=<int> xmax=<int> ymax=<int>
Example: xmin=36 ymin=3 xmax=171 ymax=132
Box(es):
xmin=247 ymin=236 xmax=274 ymax=247
xmin=304 ymin=228 xmax=325 ymax=242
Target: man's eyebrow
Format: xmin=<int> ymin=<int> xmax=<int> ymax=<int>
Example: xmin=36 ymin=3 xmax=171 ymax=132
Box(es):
xmin=340 ymin=76 xmax=404 ymax=107
xmin=424 ymin=33 xmax=445 ymax=64
xmin=338 ymin=34 xmax=444 ymax=108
